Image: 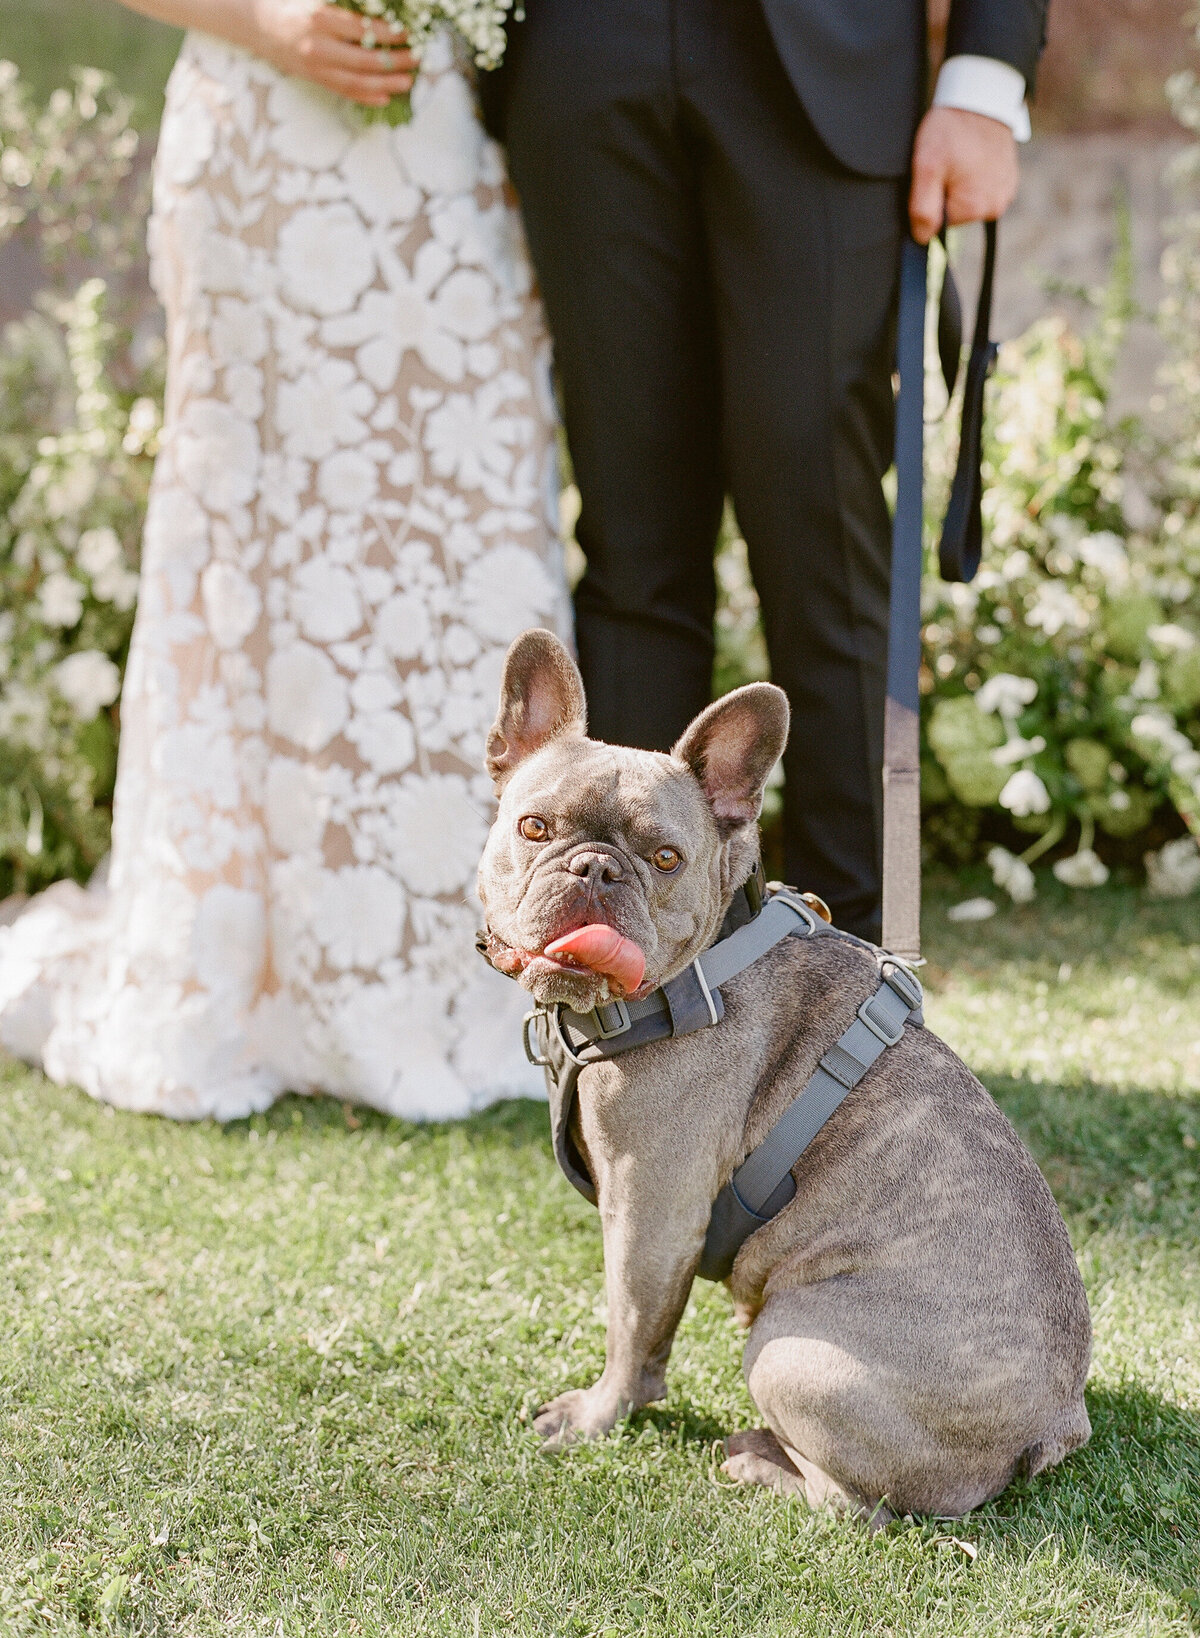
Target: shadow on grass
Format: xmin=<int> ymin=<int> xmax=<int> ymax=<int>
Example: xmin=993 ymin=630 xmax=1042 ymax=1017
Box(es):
xmin=221 ymin=1090 xmax=553 ymax=1153
xmin=223 ymin=1070 xmax=1199 ymax=1235
xmin=628 ymin=1400 xmax=730 ymax=1448
xmin=977 ymin=1381 xmax=1200 ymax=1615
xmin=984 ymin=1075 xmax=1200 ymax=1237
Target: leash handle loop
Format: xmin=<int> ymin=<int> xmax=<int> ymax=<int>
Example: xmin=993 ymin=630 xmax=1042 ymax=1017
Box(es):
xmin=938 ymin=219 xmax=999 ymax=583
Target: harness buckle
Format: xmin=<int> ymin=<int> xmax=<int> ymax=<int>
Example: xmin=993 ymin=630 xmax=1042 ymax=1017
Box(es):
xmin=878 ymin=957 xmax=924 ymax=1013
xmin=587 ymin=997 xmax=631 ymax=1040
xmin=856 ymin=990 xmax=906 ymax=1047
xmin=522 ymin=1009 xmax=551 ymax=1067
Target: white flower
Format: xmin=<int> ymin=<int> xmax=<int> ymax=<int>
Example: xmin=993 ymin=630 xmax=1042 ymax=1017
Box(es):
xmin=266 ymin=641 xmax=349 ymax=752
xmin=311 ymin=865 xmax=406 ymax=970
xmin=975 ymin=673 xmax=1038 ymax=719
xmin=1025 ymin=582 xmax=1086 ymax=637
xmin=946 ymin=896 xmax=997 ymax=922
xmin=156 ymin=688 xmax=241 ymax=810
xmin=224 ymin=362 xmax=264 ymax=420
xmin=1130 ymin=659 xmax=1161 ymax=700
xmin=317 ymin=448 xmax=379 ymax=512
xmin=291 ymin=557 xmax=363 ymax=643
xmin=991 ymin=734 xmax=1047 ymax=767
xmin=344 ymin=709 xmax=416 ymax=774
xmin=156 ymin=96 xmax=215 ymax=187
xmin=322 ymin=239 xmax=469 ymax=387
xmin=76 ymin=527 xmax=121 ymax=576
xmin=201 ymin=561 xmax=262 ymax=649
xmin=460 ymin=542 xmax=558 ymax=645
xmin=1077 ymin=531 xmax=1129 ymax=582
xmin=77 ymin=527 xmax=138 ymax=609
xmin=1144 ymin=836 xmax=1200 ymax=899
xmin=210 ymin=297 xmax=268 ymax=368
xmin=1052 ymin=849 xmax=1110 ymax=888
xmin=1148 ymin=622 xmax=1197 ymax=652
xmin=265 ymin=757 xmax=329 ymax=856
xmin=171 ymin=192 xmax=252 ymax=298
xmin=998 ymin=768 xmax=1051 ymax=817
xmin=332 ymin=978 xmax=471 ymax=1117
xmin=1131 ymin=711 xmax=1192 ymax=760
xmin=38 ymin=572 xmax=84 ymax=628
xmin=175 ymin=398 xmax=260 ymax=513
xmin=277 ymin=203 xmax=376 ymax=317
xmin=987 ymin=845 xmax=1037 ymax=904
xmin=53 ymin=650 xmax=120 ymax=720
xmin=376 ymin=590 xmax=432 ymax=660
xmin=394 ymin=68 xmax=484 ymax=195
xmin=266 ymin=76 xmax=352 ymax=170
xmin=430 ymin=196 xmax=529 ymax=299
xmin=383 ymin=772 xmax=489 ymax=895
xmin=424 ymin=377 xmax=525 ymax=490
xmin=275 ymin=357 xmax=375 ymax=461
xmin=191 ymin=884 xmax=266 ymax=999
xmin=339 ymin=124 xmax=421 ymax=224
xmin=142 ymin=483 xmax=210 ymax=606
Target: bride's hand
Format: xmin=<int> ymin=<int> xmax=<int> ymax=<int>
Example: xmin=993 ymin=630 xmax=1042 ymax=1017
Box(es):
xmin=248 ymin=1 xmax=416 ymax=106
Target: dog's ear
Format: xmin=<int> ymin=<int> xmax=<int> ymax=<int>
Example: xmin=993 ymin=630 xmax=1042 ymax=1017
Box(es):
xmin=486 ymin=629 xmax=588 ymax=790
xmin=672 ymin=684 xmax=789 ymax=832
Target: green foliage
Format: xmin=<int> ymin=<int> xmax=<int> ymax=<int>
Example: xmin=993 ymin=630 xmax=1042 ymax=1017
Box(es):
xmin=0 ymin=1 xmax=180 ymax=131
xmin=0 ymin=65 xmax=163 ymax=896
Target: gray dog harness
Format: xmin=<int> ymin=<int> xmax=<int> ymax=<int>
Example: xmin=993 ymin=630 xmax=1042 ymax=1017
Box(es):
xmin=522 ymin=880 xmax=924 ymax=1282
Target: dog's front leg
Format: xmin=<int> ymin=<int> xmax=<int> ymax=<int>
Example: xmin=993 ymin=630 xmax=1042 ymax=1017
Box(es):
xmin=533 ymin=1153 xmax=707 ymax=1446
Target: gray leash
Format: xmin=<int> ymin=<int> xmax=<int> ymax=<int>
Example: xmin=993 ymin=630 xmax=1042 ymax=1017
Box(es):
xmin=524 ymin=886 xmax=923 ymax=1282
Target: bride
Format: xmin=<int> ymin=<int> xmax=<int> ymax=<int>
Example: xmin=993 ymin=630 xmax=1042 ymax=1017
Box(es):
xmin=0 ymin=1 xmax=571 ymax=1120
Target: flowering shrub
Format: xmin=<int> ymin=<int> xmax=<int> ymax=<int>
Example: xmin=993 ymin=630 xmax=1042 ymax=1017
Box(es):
xmin=918 ymin=241 xmax=1200 ymax=900
xmin=0 ymin=65 xmax=162 ymax=897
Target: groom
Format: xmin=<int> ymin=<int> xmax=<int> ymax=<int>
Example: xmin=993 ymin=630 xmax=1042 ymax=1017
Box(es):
xmin=482 ymin=0 xmax=1046 ymax=940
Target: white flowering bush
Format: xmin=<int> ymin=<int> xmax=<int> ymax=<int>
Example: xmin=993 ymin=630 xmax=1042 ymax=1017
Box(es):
xmin=0 ymin=65 xmax=162 ymax=897
xmin=918 ymin=242 xmax=1200 ymax=899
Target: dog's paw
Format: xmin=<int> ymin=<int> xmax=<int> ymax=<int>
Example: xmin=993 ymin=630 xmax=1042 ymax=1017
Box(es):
xmin=720 ymin=1429 xmax=805 ymax=1495
xmin=531 ymin=1387 xmax=619 ymax=1446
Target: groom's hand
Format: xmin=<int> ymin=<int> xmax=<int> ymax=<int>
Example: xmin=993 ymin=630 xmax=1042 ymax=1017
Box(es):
xmin=908 ymin=107 xmax=1020 ymax=245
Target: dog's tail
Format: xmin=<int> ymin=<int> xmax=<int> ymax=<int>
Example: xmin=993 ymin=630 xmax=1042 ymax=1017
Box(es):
xmin=1018 ymin=1399 xmax=1092 ymax=1479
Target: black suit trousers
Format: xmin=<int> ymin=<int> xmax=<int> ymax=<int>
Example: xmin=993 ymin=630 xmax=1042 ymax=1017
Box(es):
xmin=501 ymin=0 xmax=905 ymax=939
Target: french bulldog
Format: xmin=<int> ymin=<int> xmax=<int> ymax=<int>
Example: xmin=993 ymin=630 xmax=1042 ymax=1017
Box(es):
xmin=477 ymin=629 xmax=1091 ymax=1523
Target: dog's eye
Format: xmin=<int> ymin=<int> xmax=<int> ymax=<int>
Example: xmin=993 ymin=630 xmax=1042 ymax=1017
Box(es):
xmin=518 ymin=815 xmax=550 ymax=843
xmin=651 ymin=846 xmax=682 ymax=873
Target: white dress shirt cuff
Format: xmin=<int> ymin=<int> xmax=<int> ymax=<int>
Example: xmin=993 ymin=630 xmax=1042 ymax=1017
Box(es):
xmin=933 ymin=55 xmax=1032 ymax=142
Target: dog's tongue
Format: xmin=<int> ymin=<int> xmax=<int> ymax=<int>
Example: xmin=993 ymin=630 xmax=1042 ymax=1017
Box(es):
xmin=543 ymin=925 xmax=646 ymax=995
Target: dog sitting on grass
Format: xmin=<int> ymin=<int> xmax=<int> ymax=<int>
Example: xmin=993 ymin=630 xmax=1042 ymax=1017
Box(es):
xmin=477 ymin=629 xmax=1091 ymax=1524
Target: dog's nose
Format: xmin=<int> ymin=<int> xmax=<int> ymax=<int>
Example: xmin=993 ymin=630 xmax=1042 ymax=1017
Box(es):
xmin=568 ymin=850 xmax=623 ymax=885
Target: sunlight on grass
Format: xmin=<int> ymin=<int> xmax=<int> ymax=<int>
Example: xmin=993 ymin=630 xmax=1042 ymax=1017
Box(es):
xmin=1 ymin=882 xmax=1197 ymax=1635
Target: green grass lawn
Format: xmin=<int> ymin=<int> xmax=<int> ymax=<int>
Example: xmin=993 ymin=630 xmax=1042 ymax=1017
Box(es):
xmin=0 ymin=1 xmax=180 ymax=128
xmin=1 ymin=877 xmax=1198 ymax=1636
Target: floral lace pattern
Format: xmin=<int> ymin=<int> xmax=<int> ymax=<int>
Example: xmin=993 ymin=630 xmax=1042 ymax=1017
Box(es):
xmin=0 ymin=32 xmax=570 ymax=1120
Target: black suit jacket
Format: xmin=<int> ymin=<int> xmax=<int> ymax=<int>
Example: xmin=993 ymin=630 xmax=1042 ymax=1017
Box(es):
xmin=763 ymin=0 xmax=1047 ymax=175
xmin=479 ymin=0 xmax=1048 ymax=177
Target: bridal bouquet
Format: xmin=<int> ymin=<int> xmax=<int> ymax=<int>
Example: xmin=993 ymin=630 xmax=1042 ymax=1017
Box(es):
xmin=334 ymin=0 xmax=518 ymax=124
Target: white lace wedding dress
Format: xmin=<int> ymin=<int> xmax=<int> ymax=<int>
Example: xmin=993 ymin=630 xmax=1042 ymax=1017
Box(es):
xmin=0 ymin=31 xmax=570 ymax=1120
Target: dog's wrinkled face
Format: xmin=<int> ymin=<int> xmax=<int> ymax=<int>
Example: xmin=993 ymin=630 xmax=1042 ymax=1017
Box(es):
xmin=477 ymin=630 xmax=789 ymax=1013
